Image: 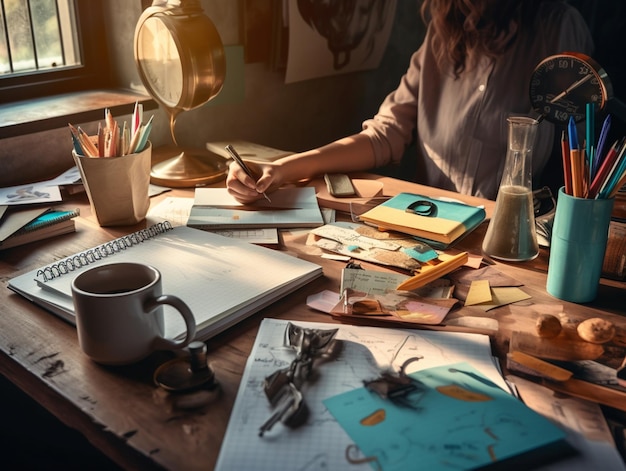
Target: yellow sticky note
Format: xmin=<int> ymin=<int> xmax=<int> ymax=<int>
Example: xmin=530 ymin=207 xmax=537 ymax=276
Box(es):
xmin=474 ymin=287 xmax=531 ymax=311
xmin=465 ymin=280 xmax=492 ymax=306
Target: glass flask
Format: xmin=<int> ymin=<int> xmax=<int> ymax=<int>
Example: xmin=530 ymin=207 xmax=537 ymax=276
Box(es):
xmin=482 ymin=116 xmax=540 ymax=261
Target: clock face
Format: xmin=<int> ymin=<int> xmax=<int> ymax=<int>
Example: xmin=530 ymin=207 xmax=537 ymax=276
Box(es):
xmin=136 ymin=16 xmax=184 ymax=108
xmin=529 ymin=53 xmax=610 ymax=124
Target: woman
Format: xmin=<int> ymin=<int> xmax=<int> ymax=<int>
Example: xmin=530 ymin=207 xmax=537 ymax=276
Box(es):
xmin=227 ymin=0 xmax=593 ymax=202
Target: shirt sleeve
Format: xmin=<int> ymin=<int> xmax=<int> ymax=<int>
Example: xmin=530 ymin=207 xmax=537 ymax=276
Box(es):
xmin=360 ymin=43 xmax=424 ymax=168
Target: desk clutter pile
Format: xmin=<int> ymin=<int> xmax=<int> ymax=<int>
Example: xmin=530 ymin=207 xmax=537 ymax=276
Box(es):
xmin=147 ymin=183 xmax=625 ymax=470
xmin=3 ymin=170 xmax=626 ymax=470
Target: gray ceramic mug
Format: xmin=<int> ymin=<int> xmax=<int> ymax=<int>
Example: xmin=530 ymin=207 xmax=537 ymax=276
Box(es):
xmin=71 ymin=262 xmax=196 ymax=365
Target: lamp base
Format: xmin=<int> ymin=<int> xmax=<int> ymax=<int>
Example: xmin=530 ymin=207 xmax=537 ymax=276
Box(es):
xmin=150 ymin=146 xmax=228 ymax=188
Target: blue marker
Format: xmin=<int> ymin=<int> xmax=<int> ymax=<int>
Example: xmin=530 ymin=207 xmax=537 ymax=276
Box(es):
xmin=568 ymin=115 xmax=578 ymax=150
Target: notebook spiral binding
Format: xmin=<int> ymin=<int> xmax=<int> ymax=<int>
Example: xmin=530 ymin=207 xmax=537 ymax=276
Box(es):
xmin=36 ymin=221 xmax=173 ymax=282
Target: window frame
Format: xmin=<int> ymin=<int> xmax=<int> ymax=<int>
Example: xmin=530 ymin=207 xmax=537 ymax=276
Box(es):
xmin=0 ymin=0 xmax=111 ymax=104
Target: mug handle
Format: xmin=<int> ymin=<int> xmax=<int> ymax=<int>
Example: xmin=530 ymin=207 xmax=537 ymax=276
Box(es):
xmin=145 ymin=295 xmax=197 ymax=350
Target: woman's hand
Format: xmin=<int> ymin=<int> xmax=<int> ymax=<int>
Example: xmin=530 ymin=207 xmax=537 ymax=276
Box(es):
xmin=225 ymin=160 xmax=282 ymax=203
xmin=225 ymin=134 xmax=373 ymax=203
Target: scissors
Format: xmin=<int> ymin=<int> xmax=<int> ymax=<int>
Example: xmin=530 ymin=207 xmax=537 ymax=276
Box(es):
xmin=405 ymin=199 xmax=437 ymax=217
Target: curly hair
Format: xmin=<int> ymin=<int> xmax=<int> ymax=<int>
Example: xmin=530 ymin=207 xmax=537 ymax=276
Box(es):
xmin=421 ymin=0 xmax=541 ymax=77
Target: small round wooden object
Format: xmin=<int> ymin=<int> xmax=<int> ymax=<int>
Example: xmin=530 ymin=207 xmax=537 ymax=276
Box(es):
xmin=535 ymin=314 xmax=562 ymax=338
xmin=577 ymin=317 xmax=616 ymax=344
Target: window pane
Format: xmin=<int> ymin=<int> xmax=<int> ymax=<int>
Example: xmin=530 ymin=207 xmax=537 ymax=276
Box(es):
xmin=5 ymin=0 xmax=36 ymax=72
xmin=31 ymin=0 xmax=62 ymax=69
xmin=0 ymin=6 xmax=9 ymax=73
xmin=57 ymin=0 xmax=79 ymax=66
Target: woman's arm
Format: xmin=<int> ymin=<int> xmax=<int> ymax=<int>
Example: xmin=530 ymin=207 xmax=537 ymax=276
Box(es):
xmin=226 ymin=133 xmax=377 ymax=202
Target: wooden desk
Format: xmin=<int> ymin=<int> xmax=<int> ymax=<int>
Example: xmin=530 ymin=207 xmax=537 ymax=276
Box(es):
xmin=1 ymin=174 xmax=624 ymax=470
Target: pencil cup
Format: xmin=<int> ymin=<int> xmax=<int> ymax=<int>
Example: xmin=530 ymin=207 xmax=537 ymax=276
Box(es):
xmin=73 ymin=142 xmax=151 ymax=226
xmin=546 ymin=187 xmax=614 ymax=303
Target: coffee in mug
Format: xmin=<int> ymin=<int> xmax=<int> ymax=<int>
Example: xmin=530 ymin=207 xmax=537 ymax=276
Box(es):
xmin=71 ymin=262 xmax=196 ymax=365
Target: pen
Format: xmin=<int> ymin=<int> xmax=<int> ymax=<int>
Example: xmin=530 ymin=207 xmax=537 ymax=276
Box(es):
xmin=593 ymin=114 xmax=611 ymax=179
xmin=135 ymin=114 xmax=153 ymax=153
xmin=560 ymin=131 xmax=572 ymax=195
xmin=132 ymin=101 xmax=143 ymax=137
xmin=77 ymin=126 xmax=99 ymax=157
xmin=97 ymin=122 xmax=104 ymax=157
xmin=588 ymin=138 xmax=623 ymax=198
xmin=225 ymin=144 xmax=271 ymax=203
xmin=121 ymin=121 xmax=129 ymax=155
xmin=586 ymin=102 xmax=595 ymax=173
xmin=68 ymin=123 xmax=83 ymax=155
xmin=597 ymin=144 xmax=626 ymax=199
xmin=568 ymin=116 xmax=582 ymax=197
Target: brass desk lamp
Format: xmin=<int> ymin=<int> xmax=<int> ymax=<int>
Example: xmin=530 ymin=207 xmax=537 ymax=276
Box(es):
xmin=134 ymin=0 xmax=227 ymax=187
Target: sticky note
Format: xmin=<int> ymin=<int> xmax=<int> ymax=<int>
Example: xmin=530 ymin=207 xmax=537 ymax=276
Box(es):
xmin=474 ymin=287 xmax=531 ymax=312
xmin=465 ymin=280 xmax=492 ymax=306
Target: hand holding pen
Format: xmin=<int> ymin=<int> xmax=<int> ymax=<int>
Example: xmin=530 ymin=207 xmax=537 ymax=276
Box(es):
xmin=225 ymin=145 xmax=272 ymax=203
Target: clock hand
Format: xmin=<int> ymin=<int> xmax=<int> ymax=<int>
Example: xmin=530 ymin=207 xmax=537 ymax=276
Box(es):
xmin=549 ymin=74 xmax=593 ymax=104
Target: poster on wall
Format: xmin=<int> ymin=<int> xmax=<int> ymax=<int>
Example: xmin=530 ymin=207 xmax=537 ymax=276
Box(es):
xmin=285 ymin=0 xmax=397 ymax=84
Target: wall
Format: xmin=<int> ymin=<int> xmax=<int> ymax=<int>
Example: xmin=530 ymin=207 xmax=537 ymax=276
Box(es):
xmin=0 ymin=1 xmax=424 ymax=187
xmin=130 ymin=0 xmax=425 ymax=155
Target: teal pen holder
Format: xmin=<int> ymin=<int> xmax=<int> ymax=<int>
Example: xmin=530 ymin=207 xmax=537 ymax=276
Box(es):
xmin=546 ymin=187 xmax=614 ymax=303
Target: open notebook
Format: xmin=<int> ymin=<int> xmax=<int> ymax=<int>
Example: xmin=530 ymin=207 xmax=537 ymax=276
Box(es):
xmin=8 ymin=223 xmax=323 ymax=341
xmin=187 ymin=187 xmax=324 ymax=230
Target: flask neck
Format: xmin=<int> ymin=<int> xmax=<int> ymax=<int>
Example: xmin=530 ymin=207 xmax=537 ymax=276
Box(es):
xmin=499 ymin=116 xmax=539 ymax=189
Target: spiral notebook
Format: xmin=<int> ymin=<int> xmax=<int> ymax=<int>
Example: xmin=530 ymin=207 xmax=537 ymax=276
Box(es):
xmin=8 ymin=223 xmax=323 ymax=341
xmin=0 ymin=208 xmax=79 ymax=250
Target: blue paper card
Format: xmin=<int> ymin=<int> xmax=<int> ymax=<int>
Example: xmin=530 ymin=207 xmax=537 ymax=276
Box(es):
xmin=324 ymin=362 xmax=570 ymax=471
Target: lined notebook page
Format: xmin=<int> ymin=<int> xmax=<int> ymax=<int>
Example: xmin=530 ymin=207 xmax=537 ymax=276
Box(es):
xmin=17 ymin=225 xmax=322 ymax=340
xmin=215 ymin=318 xmax=506 ymax=471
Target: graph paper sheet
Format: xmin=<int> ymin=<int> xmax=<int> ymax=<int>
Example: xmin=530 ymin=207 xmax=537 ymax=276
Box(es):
xmin=215 ymin=318 xmax=505 ymax=471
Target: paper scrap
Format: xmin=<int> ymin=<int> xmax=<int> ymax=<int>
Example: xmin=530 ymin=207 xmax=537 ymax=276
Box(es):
xmin=336 ymin=288 xmax=457 ymax=325
xmin=465 ymin=279 xmax=493 ymax=306
xmin=311 ymin=224 xmax=402 ymax=251
xmin=306 ymin=290 xmax=341 ymax=314
xmin=147 ymin=196 xmax=193 ymax=226
xmin=449 ymin=265 xmax=523 ymax=287
xmin=341 ymin=268 xmax=408 ymax=296
xmin=313 ymin=237 xmax=421 ymax=271
xmin=0 ymin=183 xmax=62 ymax=206
xmin=472 ymin=287 xmax=531 ymax=311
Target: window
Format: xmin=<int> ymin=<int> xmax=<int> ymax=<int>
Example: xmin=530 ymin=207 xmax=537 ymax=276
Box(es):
xmin=1 ymin=0 xmax=79 ymax=74
xmin=0 ymin=0 xmax=110 ymax=103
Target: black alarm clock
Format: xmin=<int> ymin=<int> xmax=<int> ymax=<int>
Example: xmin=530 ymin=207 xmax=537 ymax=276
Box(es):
xmin=529 ymin=52 xmax=613 ymax=124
